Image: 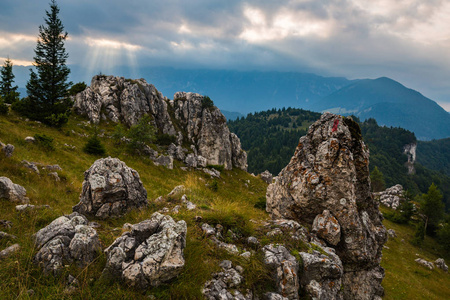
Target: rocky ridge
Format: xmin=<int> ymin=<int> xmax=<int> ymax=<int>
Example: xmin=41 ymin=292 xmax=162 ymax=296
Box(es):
xmin=73 ymin=75 xmax=247 ymax=170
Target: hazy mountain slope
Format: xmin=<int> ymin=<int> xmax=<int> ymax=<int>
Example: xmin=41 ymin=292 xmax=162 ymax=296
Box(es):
xmin=417 ymin=138 xmax=450 ymax=176
xmin=314 ymin=77 xmax=450 ymax=140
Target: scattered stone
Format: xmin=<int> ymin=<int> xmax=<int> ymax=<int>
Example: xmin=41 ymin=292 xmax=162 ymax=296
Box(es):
xmin=184 ymin=153 xmax=198 ymax=168
xmin=415 ymin=258 xmax=434 ymax=270
xmin=312 ymin=209 xmax=341 ymax=246
xmin=103 ymin=212 xmax=187 ymax=288
xmin=2 ymin=144 xmax=14 ymax=157
xmin=373 ymin=184 xmax=404 ymax=209
xmin=48 ymin=172 xmax=60 ymax=182
xmin=73 ymin=157 xmax=148 ymax=219
xmin=260 ymin=170 xmax=273 ymax=184
xmin=202 ymin=223 xmax=216 ymax=236
xmin=263 ymin=244 xmax=300 ymax=300
xmin=25 ymin=136 xmax=36 ymax=143
xmin=172 ymin=205 xmax=181 ymax=214
xmin=153 ymin=155 xmax=173 ymax=169
xmin=267 ymin=228 xmax=283 ymax=237
xmin=0 ymin=220 xmax=13 ymax=228
xmin=160 ymin=207 xmax=169 ymax=213
xmin=21 ymin=160 xmax=39 ymax=174
xmin=247 ymin=236 xmax=259 ymax=247
xmin=387 ymin=229 xmax=396 ymax=238
xmin=154 ymin=196 xmax=164 ymax=202
xmin=203 ymin=168 xmax=221 ymax=178
xmin=64 ymin=143 xmax=76 ymax=149
xmin=194 ymin=215 xmax=203 ymax=222
xmin=33 ymin=212 xmax=101 ymax=275
xmin=197 ymin=155 xmax=207 ymax=168
xmin=266 ymin=113 xmax=387 ymax=300
xmin=15 ymin=204 xmax=50 ymax=212
xmin=435 ymin=258 xmax=448 ymax=272
xmin=168 ymin=185 xmax=185 ymax=197
xmin=0 ymin=243 xmax=20 ymax=260
xmin=240 ymin=251 xmax=252 ymax=259
xmin=64 ymin=274 xmax=79 ymax=295
xmin=210 ymin=236 xmax=239 ymax=255
xmin=46 ymin=164 xmax=62 ymax=172
xmin=203 ymin=260 xmax=250 ymax=300
xmin=0 ymin=231 xmax=17 ymax=240
xmin=185 ymin=201 xmax=196 ymax=211
xmin=0 ymin=177 xmax=29 ymax=203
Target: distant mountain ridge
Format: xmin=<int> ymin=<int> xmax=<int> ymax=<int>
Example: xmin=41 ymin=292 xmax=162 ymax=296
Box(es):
xmin=315 ymin=77 xmax=450 ymax=140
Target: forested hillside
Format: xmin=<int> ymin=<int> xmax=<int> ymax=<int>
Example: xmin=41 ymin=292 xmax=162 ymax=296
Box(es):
xmin=228 ymin=108 xmax=450 ymax=210
xmin=417 ymin=138 xmax=450 ymax=176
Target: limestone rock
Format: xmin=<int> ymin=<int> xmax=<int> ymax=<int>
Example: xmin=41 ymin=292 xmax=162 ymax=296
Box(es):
xmin=21 ymin=160 xmax=39 ymax=174
xmin=73 ymin=76 xmax=247 ymax=170
xmin=312 ymin=210 xmax=341 ymax=246
xmin=153 ymin=155 xmax=173 ymax=169
xmin=263 ymin=292 xmax=289 ymax=300
xmin=203 ymin=168 xmax=221 ymax=178
xmin=73 ymin=157 xmax=147 ymax=219
xmin=266 ymin=113 xmax=387 ymax=300
xmin=1 ymin=143 xmax=14 ymax=157
xmin=168 ymin=185 xmax=185 ymax=197
xmin=263 ymin=244 xmax=299 ymax=300
xmin=387 ymin=229 xmax=396 ymax=238
xmin=202 ymin=260 xmax=250 ymax=300
xmin=415 ymin=258 xmax=434 ymax=270
xmin=260 ymin=170 xmax=273 ymax=184
xmin=33 ymin=212 xmax=101 ymax=275
xmin=373 ymin=184 xmax=404 ymax=209
xmin=0 ymin=243 xmax=20 ymax=260
xmin=435 ymin=258 xmax=448 ymax=272
xmin=25 ymin=136 xmax=36 ymax=143
xmin=103 ymin=212 xmax=187 ymax=288
xmin=0 ymin=177 xmax=29 ymax=203
xmin=0 ymin=231 xmax=17 ymax=240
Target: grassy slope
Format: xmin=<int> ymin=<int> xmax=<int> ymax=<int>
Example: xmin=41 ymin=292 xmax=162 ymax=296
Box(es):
xmin=0 ymin=112 xmax=449 ymax=299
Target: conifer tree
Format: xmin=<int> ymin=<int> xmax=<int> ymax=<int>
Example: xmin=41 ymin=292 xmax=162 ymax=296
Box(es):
xmin=22 ymin=0 xmax=72 ymax=127
xmin=0 ymin=57 xmax=19 ymax=104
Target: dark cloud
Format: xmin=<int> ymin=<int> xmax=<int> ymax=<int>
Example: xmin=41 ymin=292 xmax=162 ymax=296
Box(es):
xmin=1 ymin=0 xmax=450 ymax=109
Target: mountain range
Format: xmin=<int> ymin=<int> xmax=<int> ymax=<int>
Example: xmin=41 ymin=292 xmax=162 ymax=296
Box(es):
xmin=11 ymin=66 xmax=450 ymax=139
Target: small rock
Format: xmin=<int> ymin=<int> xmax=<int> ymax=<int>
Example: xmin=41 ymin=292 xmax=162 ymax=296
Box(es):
xmin=27 ymin=289 xmax=35 ymax=296
xmin=435 ymin=258 xmax=448 ymax=272
xmin=153 ymin=155 xmax=174 ymax=169
xmin=263 ymin=292 xmax=289 ymax=300
xmin=0 ymin=177 xmax=30 ymax=203
xmin=202 ymin=223 xmax=216 ymax=236
xmin=0 ymin=231 xmax=17 ymax=240
xmin=203 ymin=168 xmax=220 ymax=178
xmin=122 ymin=223 xmax=133 ymax=231
xmin=0 ymin=243 xmax=20 ymax=260
xmin=160 ymin=207 xmax=169 ymax=213
xmin=0 ymin=220 xmax=13 ymax=228
xmin=247 ymin=236 xmax=259 ymax=246
xmin=21 ymin=160 xmax=39 ymax=174
xmin=48 ymin=172 xmax=60 ymax=182
xmin=154 ymin=196 xmax=164 ymax=202
xmin=260 ymin=170 xmax=273 ymax=184
xmin=172 ymin=205 xmax=181 ymax=214
xmin=25 ymin=136 xmax=36 ymax=143
xmin=15 ymin=204 xmax=50 ymax=212
xmin=387 ymin=229 xmax=396 ymax=238
xmin=46 ymin=164 xmax=62 ymax=172
xmin=240 ymin=251 xmax=251 ymax=259
xmin=185 ymin=201 xmax=196 ymax=211
xmin=267 ymin=228 xmax=283 ymax=236
xmin=2 ymin=144 xmax=14 ymax=157
xmin=168 ymin=185 xmax=185 ymax=197
xmin=415 ymin=258 xmax=434 ymax=270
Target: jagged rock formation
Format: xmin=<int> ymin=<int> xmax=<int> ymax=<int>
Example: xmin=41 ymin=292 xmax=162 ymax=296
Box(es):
xmin=202 ymin=260 xmax=252 ymax=300
xmin=260 ymin=170 xmax=273 ymax=184
xmin=73 ymin=157 xmax=147 ymax=219
xmin=0 ymin=176 xmax=29 ymax=203
xmin=33 ymin=212 xmax=101 ymax=275
xmin=266 ymin=113 xmax=387 ymax=299
xmin=103 ymin=212 xmax=187 ymax=288
xmin=403 ymin=142 xmax=416 ymax=175
xmin=73 ymin=75 xmax=247 ymax=170
xmin=373 ymin=184 xmax=404 ymax=209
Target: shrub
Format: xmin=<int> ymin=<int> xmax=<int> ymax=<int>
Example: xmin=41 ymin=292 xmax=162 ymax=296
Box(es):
xmin=127 ymin=115 xmax=156 ymax=152
xmin=156 ymin=133 xmax=176 ymax=146
xmin=209 ymin=179 xmax=218 ymax=192
xmin=83 ymin=134 xmax=106 ymax=155
xmin=206 ymin=164 xmax=224 ymax=172
xmin=201 ymin=96 xmax=214 ymax=109
xmin=68 ymin=82 xmax=87 ymax=96
xmin=0 ymin=99 xmax=8 ymax=115
xmin=33 ymin=133 xmax=55 ymax=151
xmin=411 ymin=221 xmax=425 ymax=246
xmin=254 ymin=197 xmax=266 ymax=210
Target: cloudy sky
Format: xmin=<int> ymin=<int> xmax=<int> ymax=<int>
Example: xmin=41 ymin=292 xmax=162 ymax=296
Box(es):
xmin=1 ymin=0 xmax=450 ymax=110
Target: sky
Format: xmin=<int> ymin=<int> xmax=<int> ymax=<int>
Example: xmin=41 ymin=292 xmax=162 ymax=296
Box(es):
xmin=1 ymin=0 xmax=450 ymax=110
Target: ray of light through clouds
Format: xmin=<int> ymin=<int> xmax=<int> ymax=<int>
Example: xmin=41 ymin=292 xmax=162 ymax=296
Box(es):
xmin=1 ymin=0 xmax=450 ymax=109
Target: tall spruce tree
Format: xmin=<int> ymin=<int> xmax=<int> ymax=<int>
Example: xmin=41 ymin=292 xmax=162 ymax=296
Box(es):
xmin=0 ymin=57 xmax=19 ymax=104
xmin=24 ymin=0 xmax=72 ymax=126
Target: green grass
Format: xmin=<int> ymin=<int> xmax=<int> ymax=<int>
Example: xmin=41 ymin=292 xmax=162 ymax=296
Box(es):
xmin=381 ymin=206 xmax=450 ymax=300
xmin=1 ymin=111 xmax=449 ymax=299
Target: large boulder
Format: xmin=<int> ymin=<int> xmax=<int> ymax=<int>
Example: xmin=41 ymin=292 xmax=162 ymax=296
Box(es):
xmin=266 ymin=113 xmax=387 ymax=299
xmin=0 ymin=177 xmax=29 ymax=203
xmin=73 ymin=157 xmax=147 ymax=219
xmin=33 ymin=212 xmax=101 ymax=275
xmin=103 ymin=212 xmax=187 ymax=288
xmin=73 ymin=76 xmax=247 ymax=170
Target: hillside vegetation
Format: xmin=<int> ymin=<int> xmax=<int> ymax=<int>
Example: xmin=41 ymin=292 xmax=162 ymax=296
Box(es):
xmin=1 ymin=110 xmax=449 ymax=299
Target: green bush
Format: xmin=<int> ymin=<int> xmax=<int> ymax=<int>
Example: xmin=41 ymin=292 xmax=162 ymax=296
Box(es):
xmin=201 ymin=96 xmax=214 ymax=109
xmin=0 ymin=99 xmax=8 ymax=115
xmin=411 ymin=221 xmax=425 ymax=246
xmin=156 ymin=133 xmax=176 ymax=146
xmin=33 ymin=133 xmax=55 ymax=151
xmin=83 ymin=134 xmax=106 ymax=155
xmin=254 ymin=197 xmax=266 ymax=210
xmin=68 ymin=82 xmax=87 ymax=96
xmin=209 ymin=179 xmax=218 ymax=192
xmin=206 ymin=164 xmax=224 ymax=172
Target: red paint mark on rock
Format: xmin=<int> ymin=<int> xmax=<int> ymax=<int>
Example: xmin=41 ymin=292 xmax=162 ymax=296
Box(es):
xmin=332 ymin=119 xmax=339 ymax=132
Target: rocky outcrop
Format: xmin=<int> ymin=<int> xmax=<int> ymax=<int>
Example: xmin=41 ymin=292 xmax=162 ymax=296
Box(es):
xmin=103 ymin=212 xmax=187 ymax=288
xmin=33 ymin=212 xmax=101 ymax=275
xmin=0 ymin=177 xmax=29 ymax=203
xmin=415 ymin=258 xmax=434 ymax=270
xmin=0 ymin=244 xmax=20 ymax=260
xmin=73 ymin=76 xmax=247 ymax=170
xmin=373 ymin=184 xmax=404 ymax=209
xmin=435 ymin=258 xmax=448 ymax=272
xmin=202 ymin=260 xmax=251 ymax=300
xmin=266 ymin=113 xmax=387 ymax=299
xmin=73 ymin=157 xmax=147 ymax=219
xmin=403 ymin=142 xmax=416 ymax=175
xmin=260 ymin=170 xmax=273 ymax=184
